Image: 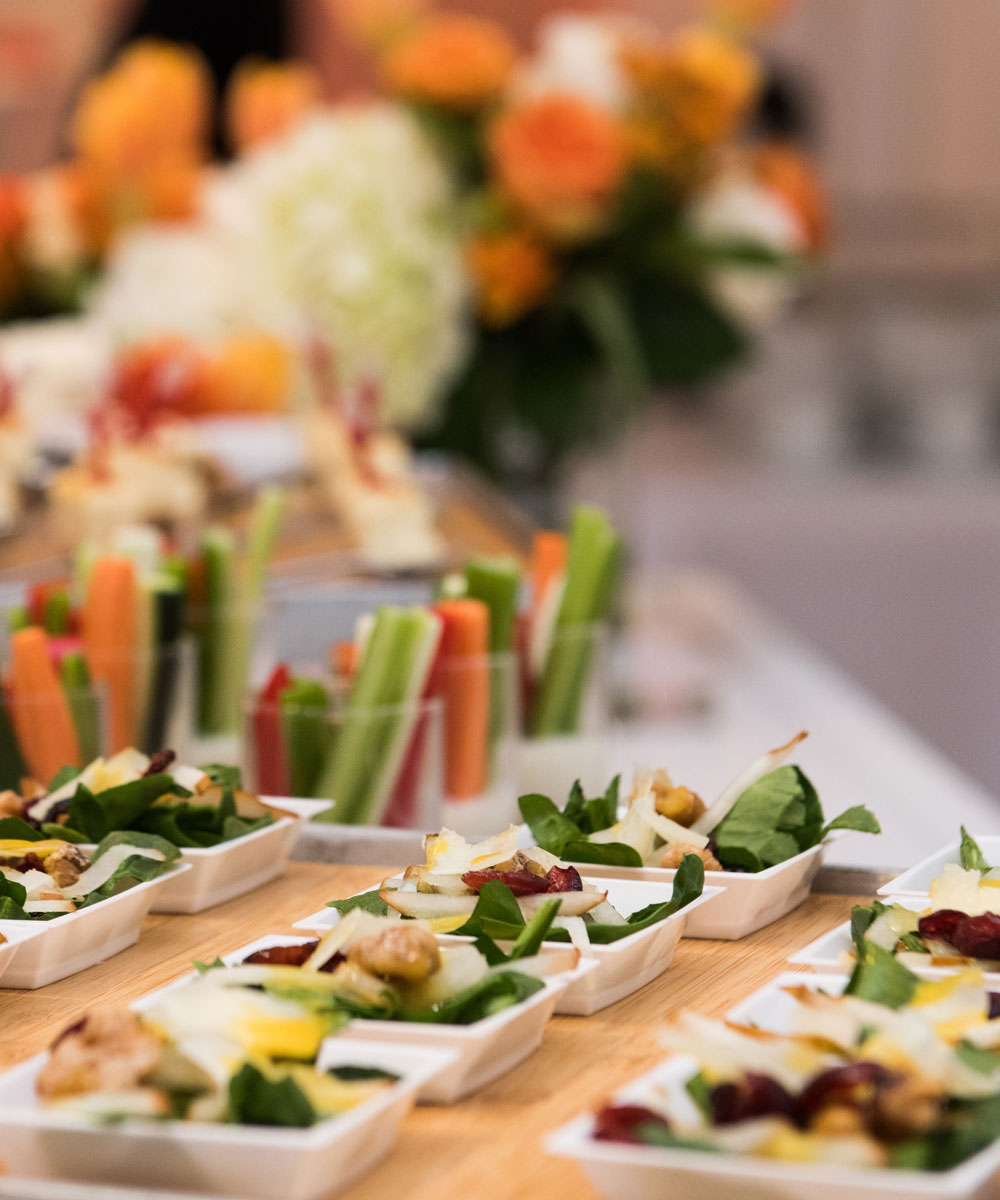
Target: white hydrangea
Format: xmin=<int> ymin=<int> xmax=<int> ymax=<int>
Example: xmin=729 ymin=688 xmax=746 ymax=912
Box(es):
xmin=513 ymin=15 xmax=639 ymax=113
xmin=206 ymin=106 xmax=470 ymax=431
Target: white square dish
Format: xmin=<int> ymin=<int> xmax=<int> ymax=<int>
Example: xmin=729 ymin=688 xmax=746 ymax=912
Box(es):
xmin=547 ymin=1054 xmax=1000 ymax=1200
xmin=725 ymin=970 xmax=851 ymax=1028
xmin=0 ymin=863 xmax=191 ymax=989
xmin=878 ymin=835 xmax=1000 ymax=898
xmin=0 ymin=1038 xmax=451 ymax=1200
xmin=0 ymin=922 xmax=46 ymax=985
xmin=572 ymin=839 xmax=832 ymax=940
xmin=138 ymin=933 xmax=596 ymax=1104
xmin=296 ymin=878 xmax=724 ymax=1016
xmin=88 ymin=797 xmax=331 ymax=915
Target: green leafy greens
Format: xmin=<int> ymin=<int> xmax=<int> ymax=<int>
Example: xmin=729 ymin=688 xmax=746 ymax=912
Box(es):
xmin=960 ymin=827 xmax=991 ymax=874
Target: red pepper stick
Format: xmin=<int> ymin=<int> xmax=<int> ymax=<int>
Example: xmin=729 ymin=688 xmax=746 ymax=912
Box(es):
xmin=253 ymin=663 xmax=293 ymax=795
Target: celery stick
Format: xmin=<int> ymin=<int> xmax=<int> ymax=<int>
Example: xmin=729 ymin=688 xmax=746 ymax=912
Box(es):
xmin=195 ymin=528 xmax=237 ymax=735
xmin=43 ymin=591 xmax=70 ymax=635
xmin=144 ymin=583 xmax=185 ymax=751
xmin=313 ymin=607 xmax=441 ymax=825
xmin=279 ymin=678 xmax=330 ymax=798
xmin=528 ymin=506 xmax=622 ymax=737
xmin=60 ymin=653 xmax=102 ymax=763
xmin=132 ymin=581 xmax=156 ymax=750
xmin=464 ymin=557 xmax=521 ymax=652
xmin=6 ymin=606 xmax=29 ymax=633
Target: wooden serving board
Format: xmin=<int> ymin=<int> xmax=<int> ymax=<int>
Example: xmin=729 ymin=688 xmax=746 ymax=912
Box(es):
xmin=0 ymin=862 xmax=864 ymax=1200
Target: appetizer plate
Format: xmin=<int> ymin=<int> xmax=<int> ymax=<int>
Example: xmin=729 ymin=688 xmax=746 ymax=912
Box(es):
xmin=106 ymin=797 xmax=331 ymax=915
xmin=0 ymin=922 xmax=46 ymax=985
xmin=0 ymin=1038 xmax=452 ymax=1200
xmin=0 ymin=864 xmax=190 ymax=989
xmin=726 ymin=970 xmax=850 ymax=1028
xmin=139 ymin=934 xmax=597 ymax=1104
xmin=572 ymin=837 xmax=835 ymax=940
xmin=296 ymin=879 xmax=724 ymax=1016
xmin=878 ymin=835 xmax=1000 ymax=898
xmin=547 ymin=1054 xmax=1000 ymax=1200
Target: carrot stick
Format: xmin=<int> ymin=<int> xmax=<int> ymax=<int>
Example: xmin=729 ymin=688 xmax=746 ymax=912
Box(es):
xmin=8 ymin=627 xmax=81 ymax=783
xmin=433 ymin=599 xmax=490 ymax=801
xmin=531 ymin=531 xmax=568 ymax=623
xmin=332 ymin=640 xmax=359 ymax=683
xmin=82 ymin=557 xmax=138 ymax=753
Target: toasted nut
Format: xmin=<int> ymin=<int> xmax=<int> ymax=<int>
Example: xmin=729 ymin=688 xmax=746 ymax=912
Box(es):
xmin=653 ymin=785 xmax=706 ymax=827
xmin=347 ymin=926 xmax=441 ymax=982
xmin=873 ymin=1077 xmax=943 ymax=1138
xmin=810 ymin=1105 xmax=867 ymax=1136
xmin=44 ymin=843 xmax=91 ymax=888
xmin=0 ymin=790 xmax=24 ymax=819
xmin=659 ymin=843 xmax=722 ymax=871
xmin=37 ymin=1009 xmax=162 ymax=1100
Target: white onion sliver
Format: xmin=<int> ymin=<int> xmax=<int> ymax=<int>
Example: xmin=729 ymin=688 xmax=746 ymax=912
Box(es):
xmin=691 ymin=731 xmax=809 ymax=835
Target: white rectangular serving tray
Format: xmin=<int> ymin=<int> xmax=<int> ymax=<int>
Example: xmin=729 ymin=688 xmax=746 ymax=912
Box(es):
xmin=547 ymin=1052 xmax=1000 ymax=1200
xmin=295 ymin=877 xmax=723 ymax=1016
xmin=569 ymin=839 xmax=830 ymax=940
xmin=0 ymin=1038 xmax=450 ymax=1200
xmin=137 ymin=933 xmax=595 ymax=1104
xmin=726 ymin=969 xmax=852 ymax=1028
xmin=879 ymin=834 xmax=1000 ymax=898
xmin=82 ymin=797 xmax=331 ymax=915
xmin=0 ymin=921 xmax=46 ymax=985
xmin=0 ymin=864 xmax=191 ymax=989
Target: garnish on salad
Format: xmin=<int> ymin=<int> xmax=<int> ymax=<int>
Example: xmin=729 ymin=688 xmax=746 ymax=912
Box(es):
xmin=37 ymin=978 xmax=396 ymax=1126
xmin=2 ymin=749 xmax=285 ymax=848
xmin=214 ymin=904 xmax=579 ymax=1026
xmin=520 ymin=732 xmax=880 ymax=873
xmin=326 ymin=825 xmax=706 ymax=945
xmin=593 ymin=956 xmax=1000 ymax=1170
xmin=0 ymin=821 xmax=179 ymax=919
xmin=851 ymin=830 xmax=1000 ymax=969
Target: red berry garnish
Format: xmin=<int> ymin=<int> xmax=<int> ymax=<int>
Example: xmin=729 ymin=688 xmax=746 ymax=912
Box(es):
xmin=710 ymin=1073 xmax=796 ymax=1125
xmin=593 ymin=1104 xmax=671 ymax=1143
xmin=917 ymin=909 xmax=965 ymax=946
xmin=461 ymin=868 xmax=549 ymax=896
xmin=950 ymin=912 xmax=1000 ymax=960
xmin=546 ymin=864 xmax=583 ymax=892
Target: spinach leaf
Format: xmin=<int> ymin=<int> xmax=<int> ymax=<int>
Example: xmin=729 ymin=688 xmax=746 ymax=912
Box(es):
xmin=454 ymin=880 xmax=526 ymax=940
xmin=91 ymin=830 xmax=180 ymax=863
xmin=899 ymin=931 xmax=930 ymax=954
xmin=844 ymin=942 xmax=918 ymax=1008
xmin=518 ymin=793 xmax=581 ymax=856
xmin=199 ymin=763 xmax=243 ymax=790
xmin=685 ymin=1071 xmax=711 ymax=1119
xmin=712 ymin=767 xmax=822 ymax=872
xmin=328 ymin=1066 xmax=398 ymax=1082
xmin=41 ymin=823 xmax=87 ymax=842
xmin=65 ymin=774 xmax=179 ymax=841
xmin=960 ymin=826 xmax=991 ymax=874
xmin=474 ymin=898 xmax=561 ymax=965
xmin=325 ymin=889 xmax=389 ymax=916
xmin=47 ymin=765 xmax=82 ymax=791
xmin=400 ymin=970 xmax=544 ymax=1024
xmin=821 ymin=806 xmax=881 ymax=839
xmin=564 ymin=776 xmax=620 ymax=834
xmin=563 ymin=840 xmax=643 ymax=868
xmin=0 ymin=874 xmax=28 ymax=919
xmin=0 ymin=817 xmax=44 ymax=841
xmin=955 ymin=1040 xmax=1000 ymax=1075
xmin=195 ymin=958 xmax=226 ymax=974
xmin=635 ymin=1125 xmax=721 ymax=1153
xmin=227 ymin=1063 xmax=316 ymax=1127
xmin=849 ymin=901 xmax=885 ymax=959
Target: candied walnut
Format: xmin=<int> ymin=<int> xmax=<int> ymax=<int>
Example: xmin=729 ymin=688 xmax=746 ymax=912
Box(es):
xmin=37 ymin=1009 xmax=162 ymax=1100
xmin=809 ymin=1105 xmax=868 ymax=1136
xmin=347 ymin=925 xmax=441 ymax=982
xmin=653 ymin=784 xmax=706 ymax=827
xmin=0 ymin=790 xmax=24 ymax=819
xmin=659 ymin=843 xmax=722 ymax=872
xmin=18 ymin=777 xmax=45 ymax=802
xmin=44 ymin=844 xmax=91 ymax=888
xmin=872 ymin=1076 xmax=943 ymax=1139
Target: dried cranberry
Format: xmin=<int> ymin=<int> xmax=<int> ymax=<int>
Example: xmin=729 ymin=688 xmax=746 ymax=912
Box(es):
xmin=917 ymin=909 xmax=965 ymax=947
xmin=988 ymin=993 xmax=1000 ymax=1020
xmin=242 ymin=941 xmax=320 ymax=968
xmin=797 ymin=1062 xmax=893 ymax=1116
xmin=51 ymin=1017 xmax=87 ymax=1049
xmin=461 ymin=869 xmax=549 ymax=896
xmin=5 ymin=852 xmax=45 ymax=873
xmin=951 ymin=912 xmax=1000 ymax=960
xmin=546 ymin=864 xmax=583 ymax=892
xmin=592 ymin=1104 xmax=671 ymax=1143
xmin=709 ymin=1073 xmax=796 ymax=1126
xmin=144 ymin=749 xmax=177 ymax=776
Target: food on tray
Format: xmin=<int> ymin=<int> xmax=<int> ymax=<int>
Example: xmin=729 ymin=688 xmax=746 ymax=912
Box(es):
xmin=214 ymin=904 xmax=578 ymax=1025
xmin=851 ymin=830 xmax=1000 ymax=969
xmin=519 ymin=732 xmax=880 ymax=872
xmin=0 ymin=822 xmax=179 ymax=919
xmin=37 ymin=982 xmax=397 ymax=1126
xmin=592 ymin=957 xmax=1000 ymax=1170
xmin=4 ymin=749 xmax=282 ymax=849
xmin=325 ymin=825 xmax=705 ymax=943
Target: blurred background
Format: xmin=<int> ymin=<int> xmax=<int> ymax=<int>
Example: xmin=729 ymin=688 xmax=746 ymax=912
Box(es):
xmin=0 ymin=0 xmax=998 ymax=798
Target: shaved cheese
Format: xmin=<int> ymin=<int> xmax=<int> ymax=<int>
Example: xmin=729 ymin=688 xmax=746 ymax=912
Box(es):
xmin=423 ymin=825 xmax=521 ymax=875
xmin=632 ymin=787 xmax=709 ymax=850
xmin=61 ymin=844 xmax=165 ymax=899
xmin=691 ymin=731 xmax=809 ymax=835
xmin=172 ymin=765 xmax=208 ymax=791
xmin=303 ymin=909 xmax=394 ymax=970
xmin=5 ymin=868 xmax=58 ymax=899
xmin=24 ymin=898 xmax=76 ymax=913
xmin=405 ymin=866 xmax=475 ymax=896
xmin=520 ymin=846 xmax=566 ymax=873
xmin=930 ymin=864 xmax=1000 ymax=917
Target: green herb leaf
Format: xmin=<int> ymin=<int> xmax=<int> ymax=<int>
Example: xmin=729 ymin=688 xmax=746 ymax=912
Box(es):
xmin=199 ymin=763 xmax=243 ymax=790
xmin=0 ymin=817 xmax=44 ymax=841
xmin=563 ymin=840 xmax=643 ymax=868
xmin=821 ymin=806 xmax=881 ymax=839
xmin=227 ymin=1063 xmax=316 ymax=1127
xmin=325 ymin=889 xmax=390 ymax=917
xmin=517 ymin=793 xmax=580 ymax=856
xmin=400 ymin=970 xmax=544 ymax=1025
xmin=685 ymin=1071 xmax=711 ymax=1119
xmin=899 ymin=931 xmax=930 ymax=954
xmin=712 ymin=766 xmax=823 ymax=872
xmin=328 ymin=1066 xmax=398 ymax=1082
xmin=960 ymin=827 xmax=991 ymax=874
xmin=850 ymin=902 xmax=886 ymax=959
xmin=47 ymin=765 xmax=82 ymax=791
xmin=955 ymin=1040 xmax=1000 ymax=1075
xmin=41 ymin=823 xmax=87 ymax=842
xmin=844 ymin=942 xmax=918 ymax=1008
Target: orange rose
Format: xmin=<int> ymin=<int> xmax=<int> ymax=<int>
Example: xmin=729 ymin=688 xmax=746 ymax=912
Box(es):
xmin=325 ymin=0 xmax=427 ymax=49
xmin=703 ymin=0 xmax=794 ymax=30
xmin=197 ymin=335 xmax=293 ymax=414
xmin=490 ymin=95 xmax=627 ymax=239
xmin=622 ymin=29 xmax=760 ymax=167
xmin=466 ymin=230 xmax=556 ymax=327
xmin=753 ymin=142 xmax=827 ymax=251
xmin=383 ymin=15 xmax=517 ymax=111
xmin=227 ymin=60 xmax=323 ymax=152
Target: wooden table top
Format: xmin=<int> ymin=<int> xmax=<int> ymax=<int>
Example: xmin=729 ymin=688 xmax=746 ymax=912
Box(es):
xmin=1 ymin=861 xmax=862 ymax=1200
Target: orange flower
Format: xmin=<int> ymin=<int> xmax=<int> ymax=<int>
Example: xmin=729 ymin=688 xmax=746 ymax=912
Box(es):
xmin=0 ymin=176 xmax=27 ymax=245
xmin=490 ymin=95 xmax=627 ymax=239
xmin=753 ymin=142 xmax=827 ymax=251
xmin=226 ymin=59 xmax=323 ymax=152
xmin=383 ymin=15 xmax=517 ymax=111
xmin=325 ymin=0 xmax=427 ymax=49
xmin=622 ymin=29 xmax=760 ymax=168
xmin=466 ymin=230 xmax=556 ymax=327
xmin=702 ymin=0 xmax=795 ymax=31
xmin=197 ymin=335 xmax=293 ymax=414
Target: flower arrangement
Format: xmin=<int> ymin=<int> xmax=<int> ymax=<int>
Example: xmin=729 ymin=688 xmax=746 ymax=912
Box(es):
xmin=335 ymin=0 xmax=825 ymax=483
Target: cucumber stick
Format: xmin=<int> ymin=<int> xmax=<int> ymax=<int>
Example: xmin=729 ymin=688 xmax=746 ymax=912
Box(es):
xmin=196 ymin=528 xmax=237 ymax=735
xmin=313 ymin=607 xmax=441 ymax=825
xmin=528 ymin=505 xmax=622 ymax=736
xmin=60 ymin=653 xmax=102 ymax=763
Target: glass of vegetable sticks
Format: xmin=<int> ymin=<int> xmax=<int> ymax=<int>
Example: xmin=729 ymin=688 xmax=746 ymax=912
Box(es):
xmin=242 ymin=686 xmax=444 ymax=829
xmin=0 ymin=677 xmax=108 ymax=788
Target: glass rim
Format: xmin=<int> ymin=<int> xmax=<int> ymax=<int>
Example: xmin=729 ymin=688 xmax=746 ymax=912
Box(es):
xmin=243 ymin=691 xmax=444 ymax=722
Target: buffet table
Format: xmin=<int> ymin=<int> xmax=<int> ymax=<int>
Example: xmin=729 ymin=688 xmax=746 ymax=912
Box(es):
xmin=1 ymin=861 xmax=869 ymax=1200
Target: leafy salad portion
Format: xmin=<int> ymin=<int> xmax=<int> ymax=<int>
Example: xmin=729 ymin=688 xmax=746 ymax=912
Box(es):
xmin=520 ymin=731 xmax=879 ymax=873
xmin=851 ymin=829 xmax=1000 ymax=969
xmin=37 ymin=976 xmax=397 ymax=1127
xmin=0 ymin=819 xmax=179 ymax=919
xmin=1 ymin=749 xmax=285 ymax=848
xmin=325 ymin=825 xmax=706 ymax=947
xmin=594 ymin=953 xmax=1000 ymax=1171
xmin=209 ymin=904 xmax=580 ymax=1027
